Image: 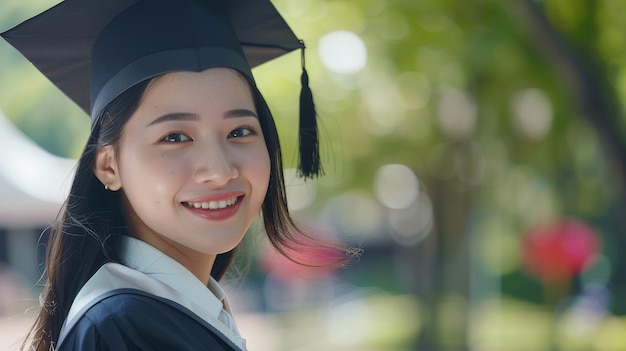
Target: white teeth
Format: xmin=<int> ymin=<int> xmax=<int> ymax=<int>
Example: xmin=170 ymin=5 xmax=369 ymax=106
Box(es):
xmin=186 ymin=196 xmax=239 ymax=210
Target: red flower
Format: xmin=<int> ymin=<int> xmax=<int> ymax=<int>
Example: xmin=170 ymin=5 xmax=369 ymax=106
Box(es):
xmin=522 ymin=219 xmax=600 ymax=283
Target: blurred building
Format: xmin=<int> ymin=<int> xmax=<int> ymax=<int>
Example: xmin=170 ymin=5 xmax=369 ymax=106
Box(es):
xmin=0 ymin=107 xmax=75 ymax=288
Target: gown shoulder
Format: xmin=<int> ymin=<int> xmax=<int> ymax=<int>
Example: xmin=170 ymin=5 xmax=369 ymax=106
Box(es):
xmin=57 ymin=291 xmax=237 ymax=351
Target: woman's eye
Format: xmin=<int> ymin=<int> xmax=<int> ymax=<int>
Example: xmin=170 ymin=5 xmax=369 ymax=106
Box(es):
xmin=229 ymin=127 xmax=254 ymax=138
xmin=162 ymin=132 xmax=191 ymax=143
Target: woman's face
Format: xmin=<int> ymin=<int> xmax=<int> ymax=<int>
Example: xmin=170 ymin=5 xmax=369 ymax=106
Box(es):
xmin=107 ymin=68 xmax=270 ymax=271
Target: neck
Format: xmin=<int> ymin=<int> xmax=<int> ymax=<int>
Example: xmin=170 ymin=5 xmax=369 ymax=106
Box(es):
xmin=168 ymin=248 xmax=216 ymax=286
xmin=130 ymin=233 xmax=216 ymax=286
xmin=172 ymin=249 xmax=235 ymax=285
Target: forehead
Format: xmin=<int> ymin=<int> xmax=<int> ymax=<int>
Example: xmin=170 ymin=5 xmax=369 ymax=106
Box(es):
xmin=135 ymin=68 xmax=255 ymax=113
xmin=147 ymin=68 xmax=251 ymax=96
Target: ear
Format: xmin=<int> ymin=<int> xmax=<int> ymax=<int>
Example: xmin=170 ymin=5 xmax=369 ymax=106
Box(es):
xmin=93 ymin=145 xmax=121 ymax=191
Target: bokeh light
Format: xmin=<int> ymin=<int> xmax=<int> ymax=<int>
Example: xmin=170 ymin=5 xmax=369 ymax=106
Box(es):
xmin=318 ymin=30 xmax=367 ymax=74
xmin=283 ymin=168 xmax=317 ymax=211
xmin=388 ymin=191 xmax=433 ymax=246
xmin=373 ymin=163 xmax=419 ymax=209
xmin=319 ymin=191 xmax=385 ymax=240
xmin=436 ymin=87 xmax=477 ymax=141
xmin=511 ymin=88 xmax=553 ymax=141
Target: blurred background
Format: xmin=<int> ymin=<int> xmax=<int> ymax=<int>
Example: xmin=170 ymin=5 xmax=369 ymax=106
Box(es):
xmin=2 ymin=0 xmax=626 ymax=350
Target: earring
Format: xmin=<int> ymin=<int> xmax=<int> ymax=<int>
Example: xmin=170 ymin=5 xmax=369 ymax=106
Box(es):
xmin=104 ymin=184 xmax=109 ymax=191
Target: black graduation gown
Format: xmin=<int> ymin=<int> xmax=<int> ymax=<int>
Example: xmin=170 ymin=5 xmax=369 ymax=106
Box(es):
xmin=58 ymin=289 xmax=237 ymax=351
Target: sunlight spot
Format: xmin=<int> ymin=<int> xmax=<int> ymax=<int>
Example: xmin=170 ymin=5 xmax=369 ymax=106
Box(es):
xmin=374 ymin=164 xmax=419 ymax=209
xmin=318 ymin=31 xmax=367 ymax=74
xmin=436 ymin=87 xmax=476 ymax=141
xmin=511 ymin=88 xmax=553 ymax=141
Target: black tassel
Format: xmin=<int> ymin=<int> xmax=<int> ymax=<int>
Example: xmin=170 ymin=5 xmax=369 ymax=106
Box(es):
xmin=298 ymin=42 xmax=323 ymax=178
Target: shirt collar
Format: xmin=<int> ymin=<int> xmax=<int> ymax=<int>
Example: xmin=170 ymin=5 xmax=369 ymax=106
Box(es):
xmin=119 ymin=236 xmax=229 ymax=317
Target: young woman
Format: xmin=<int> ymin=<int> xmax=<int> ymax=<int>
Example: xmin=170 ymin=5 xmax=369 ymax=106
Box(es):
xmin=1 ymin=0 xmax=354 ymax=350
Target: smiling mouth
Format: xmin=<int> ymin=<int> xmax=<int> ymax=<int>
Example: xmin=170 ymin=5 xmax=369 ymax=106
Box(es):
xmin=183 ymin=196 xmax=240 ymax=210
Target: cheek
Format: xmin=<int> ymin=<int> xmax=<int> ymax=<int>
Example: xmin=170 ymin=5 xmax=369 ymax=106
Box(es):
xmin=237 ymin=144 xmax=270 ymax=195
xmin=119 ymin=147 xmax=189 ymax=197
xmin=251 ymin=147 xmax=271 ymax=196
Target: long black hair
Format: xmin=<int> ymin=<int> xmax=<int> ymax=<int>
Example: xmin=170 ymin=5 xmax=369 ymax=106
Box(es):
xmin=23 ymin=71 xmax=355 ymax=350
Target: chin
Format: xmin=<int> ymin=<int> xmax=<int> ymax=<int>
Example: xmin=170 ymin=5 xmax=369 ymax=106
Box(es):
xmin=193 ymin=238 xmax=243 ymax=255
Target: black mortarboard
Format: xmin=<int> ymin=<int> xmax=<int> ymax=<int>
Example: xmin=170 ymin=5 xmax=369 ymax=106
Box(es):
xmin=1 ymin=0 xmax=322 ymax=178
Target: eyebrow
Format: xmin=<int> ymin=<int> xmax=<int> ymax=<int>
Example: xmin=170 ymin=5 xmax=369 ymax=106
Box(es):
xmin=225 ymin=108 xmax=258 ymax=119
xmin=147 ymin=109 xmax=258 ymax=127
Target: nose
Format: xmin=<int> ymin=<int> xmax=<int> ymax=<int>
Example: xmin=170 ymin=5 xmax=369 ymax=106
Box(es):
xmin=193 ymin=141 xmax=239 ymax=186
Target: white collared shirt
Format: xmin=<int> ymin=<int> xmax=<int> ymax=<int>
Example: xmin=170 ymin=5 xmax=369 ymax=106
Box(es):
xmin=59 ymin=236 xmax=246 ymax=350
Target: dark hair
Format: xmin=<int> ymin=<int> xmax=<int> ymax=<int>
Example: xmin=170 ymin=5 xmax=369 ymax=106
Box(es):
xmin=23 ymin=71 xmax=356 ymax=350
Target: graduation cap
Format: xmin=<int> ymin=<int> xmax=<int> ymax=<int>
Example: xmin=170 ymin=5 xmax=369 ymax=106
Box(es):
xmin=1 ymin=0 xmax=322 ymax=178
